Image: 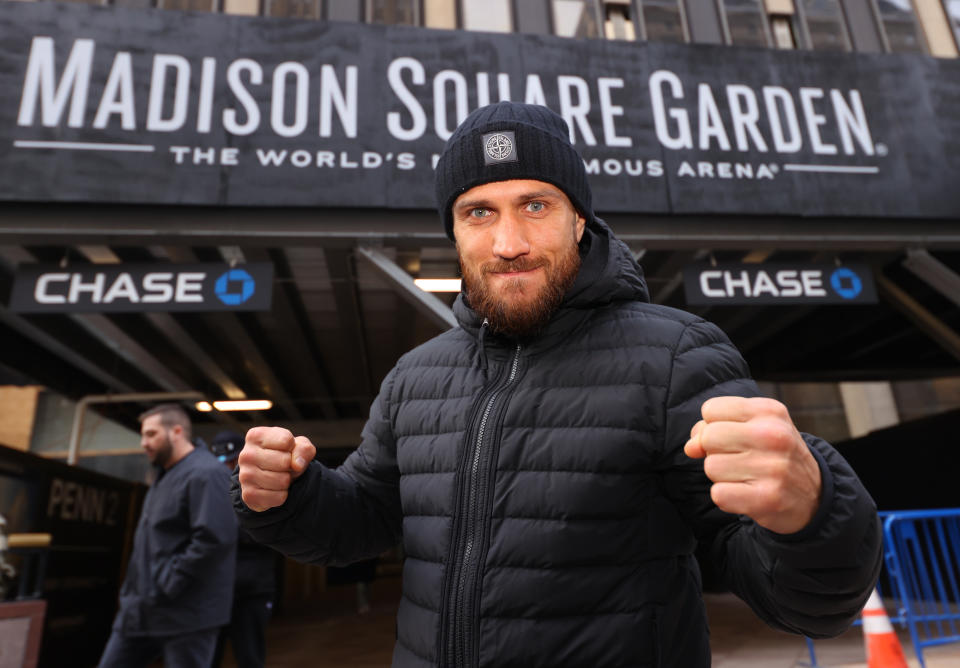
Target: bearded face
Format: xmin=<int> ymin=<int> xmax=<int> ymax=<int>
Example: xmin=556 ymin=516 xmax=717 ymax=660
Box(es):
xmin=451 ymin=180 xmax=586 ymax=339
xmin=459 ymin=235 xmax=581 ymax=338
xmin=141 ymin=414 xmax=175 ymax=468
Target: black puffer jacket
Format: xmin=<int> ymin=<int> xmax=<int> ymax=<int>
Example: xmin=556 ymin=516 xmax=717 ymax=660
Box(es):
xmin=233 ymin=219 xmax=881 ymax=667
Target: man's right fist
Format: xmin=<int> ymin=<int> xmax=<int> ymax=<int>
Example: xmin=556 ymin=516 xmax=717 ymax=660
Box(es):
xmin=238 ymin=426 xmax=317 ymax=512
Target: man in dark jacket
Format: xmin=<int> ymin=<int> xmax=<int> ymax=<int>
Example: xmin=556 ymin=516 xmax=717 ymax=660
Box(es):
xmin=99 ymin=404 xmax=237 ymax=668
xmin=232 ymin=102 xmax=882 ymax=667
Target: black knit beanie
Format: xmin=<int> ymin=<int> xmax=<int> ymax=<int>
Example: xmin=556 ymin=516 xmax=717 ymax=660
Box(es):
xmin=435 ymin=101 xmax=594 ymax=241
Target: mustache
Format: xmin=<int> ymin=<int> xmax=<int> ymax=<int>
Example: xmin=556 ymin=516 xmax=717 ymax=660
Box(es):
xmin=482 ymin=258 xmax=546 ymax=274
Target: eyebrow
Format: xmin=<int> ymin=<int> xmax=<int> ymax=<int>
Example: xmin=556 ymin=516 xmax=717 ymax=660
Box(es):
xmin=453 ymin=190 xmax=563 ymax=214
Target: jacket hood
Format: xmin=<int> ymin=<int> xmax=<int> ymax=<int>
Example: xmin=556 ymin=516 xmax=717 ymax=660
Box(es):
xmin=453 ymin=217 xmax=649 ymax=339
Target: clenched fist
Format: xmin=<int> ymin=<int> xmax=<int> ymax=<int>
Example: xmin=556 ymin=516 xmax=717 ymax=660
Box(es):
xmin=238 ymin=426 xmax=317 ymax=512
xmin=684 ymin=397 xmax=822 ymax=535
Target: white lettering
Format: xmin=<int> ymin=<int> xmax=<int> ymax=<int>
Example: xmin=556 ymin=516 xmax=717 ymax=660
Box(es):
xmin=319 ymin=64 xmax=358 ymax=138
xmin=475 ymin=72 xmax=511 ymax=107
xmin=726 ymin=84 xmax=768 ymax=152
xmin=776 ymin=270 xmax=801 ymax=297
xmin=93 ymin=52 xmax=136 ymax=130
xmin=102 ymin=273 xmax=140 ymax=303
xmin=724 ymin=270 xmax=751 ymax=296
xmin=175 ymin=273 xmax=204 ymax=303
xmin=763 ymin=86 xmax=802 ymax=153
xmin=700 ymin=271 xmax=725 ymax=298
xmin=433 ymin=69 xmax=469 ymax=141
xmin=142 ymin=273 xmax=174 ymax=303
xmin=523 ymin=74 xmax=547 ymax=106
xmin=223 ymin=58 xmax=262 ymax=136
xmin=698 ymin=84 xmax=731 ymax=151
xmin=146 ymin=54 xmax=190 ymax=132
xmin=68 ymin=273 xmax=105 ymax=304
xmin=801 ymin=270 xmax=826 ymax=296
xmin=650 ymin=70 xmax=691 ymax=150
xmin=197 ymin=57 xmax=217 ymax=133
xmin=597 ymin=77 xmax=631 ymax=147
xmin=831 ymin=89 xmax=874 ymax=156
xmin=18 ymin=37 xmax=94 ymax=128
xmin=256 ymin=149 xmax=287 ymax=166
xmin=271 ymin=62 xmax=309 ymax=138
xmin=799 ymin=88 xmax=837 ymax=155
xmin=557 ymin=75 xmax=596 ymax=145
xmin=386 ymin=57 xmax=427 ymax=141
xmin=35 ymin=273 xmax=69 ymax=304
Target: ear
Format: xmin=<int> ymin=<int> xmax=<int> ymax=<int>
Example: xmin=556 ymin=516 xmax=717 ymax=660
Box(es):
xmin=574 ymin=212 xmax=586 ymax=242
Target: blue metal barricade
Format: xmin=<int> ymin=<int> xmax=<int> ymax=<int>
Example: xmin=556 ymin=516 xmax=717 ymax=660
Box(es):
xmin=882 ymin=509 xmax=960 ymax=668
xmin=800 ymin=510 xmax=903 ymax=668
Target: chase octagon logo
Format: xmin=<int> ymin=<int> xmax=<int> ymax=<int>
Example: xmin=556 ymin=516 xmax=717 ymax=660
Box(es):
xmin=215 ymin=268 xmax=256 ymax=305
xmin=829 ymin=267 xmax=863 ymax=299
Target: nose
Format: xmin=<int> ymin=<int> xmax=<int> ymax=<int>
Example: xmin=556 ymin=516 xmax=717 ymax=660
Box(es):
xmin=491 ymin=211 xmax=530 ymax=261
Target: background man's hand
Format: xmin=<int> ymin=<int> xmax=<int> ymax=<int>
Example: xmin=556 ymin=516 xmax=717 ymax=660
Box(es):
xmin=684 ymin=397 xmax=822 ymax=534
xmin=238 ymin=426 xmax=316 ymax=512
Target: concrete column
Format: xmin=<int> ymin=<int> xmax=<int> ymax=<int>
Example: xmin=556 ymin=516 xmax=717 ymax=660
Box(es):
xmin=839 ymin=382 xmax=900 ymax=438
xmin=223 ymin=0 xmax=259 ymax=15
xmin=914 ymin=0 xmax=960 ymax=56
xmin=425 ymin=0 xmax=457 ymax=28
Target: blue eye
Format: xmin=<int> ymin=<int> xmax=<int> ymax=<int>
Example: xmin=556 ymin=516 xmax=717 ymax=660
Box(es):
xmin=471 ymin=208 xmax=490 ymax=218
xmin=527 ymin=201 xmax=545 ymax=212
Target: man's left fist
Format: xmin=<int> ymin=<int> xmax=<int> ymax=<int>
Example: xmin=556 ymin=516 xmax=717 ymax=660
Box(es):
xmin=684 ymin=396 xmax=822 ymax=535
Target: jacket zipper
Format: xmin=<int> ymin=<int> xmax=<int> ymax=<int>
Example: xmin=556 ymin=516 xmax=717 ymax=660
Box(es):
xmin=447 ymin=342 xmax=522 ymax=668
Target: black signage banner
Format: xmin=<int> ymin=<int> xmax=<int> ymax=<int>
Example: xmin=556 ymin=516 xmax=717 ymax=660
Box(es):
xmin=683 ymin=262 xmax=878 ymax=305
xmin=9 ymin=262 xmax=274 ymax=313
xmin=1 ymin=3 xmax=958 ymax=219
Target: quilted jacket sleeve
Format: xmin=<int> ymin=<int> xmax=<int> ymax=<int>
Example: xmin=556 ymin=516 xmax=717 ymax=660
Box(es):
xmin=231 ymin=368 xmax=403 ymax=567
xmin=658 ymin=319 xmax=882 ymax=638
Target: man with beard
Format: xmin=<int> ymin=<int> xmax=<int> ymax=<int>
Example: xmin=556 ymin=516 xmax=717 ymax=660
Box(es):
xmin=232 ymin=102 xmax=881 ymax=667
xmin=99 ymin=404 xmax=237 ymax=668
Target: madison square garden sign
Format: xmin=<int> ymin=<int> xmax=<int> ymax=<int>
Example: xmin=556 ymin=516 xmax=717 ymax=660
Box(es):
xmin=1 ymin=1 xmax=959 ymax=218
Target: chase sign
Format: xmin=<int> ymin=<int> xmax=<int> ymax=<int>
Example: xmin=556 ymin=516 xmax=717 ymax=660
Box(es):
xmin=9 ymin=262 xmax=274 ymax=313
xmin=683 ymin=263 xmax=877 ymax=305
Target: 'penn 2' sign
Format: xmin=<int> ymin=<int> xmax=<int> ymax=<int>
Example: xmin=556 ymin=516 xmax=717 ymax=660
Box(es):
xmin=9 ymin=262 xmax=274 ymax=313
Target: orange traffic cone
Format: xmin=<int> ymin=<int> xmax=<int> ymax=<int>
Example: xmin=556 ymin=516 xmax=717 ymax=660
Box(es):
xmin=862 ymin=588 xmax=908 ymax=668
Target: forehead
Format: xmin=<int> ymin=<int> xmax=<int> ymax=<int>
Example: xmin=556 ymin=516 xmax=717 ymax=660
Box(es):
xmin=453 ymin=179 xmax=569 ymax=207
xmin=141 ymin=414 xmax=163 ymax=433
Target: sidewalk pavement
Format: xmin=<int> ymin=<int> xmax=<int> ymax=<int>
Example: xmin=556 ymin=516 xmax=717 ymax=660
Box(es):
xmin=225 ymin=577 xmax=960 ymax=667
xmin=706 ymin=591 xmax=960 ymax=668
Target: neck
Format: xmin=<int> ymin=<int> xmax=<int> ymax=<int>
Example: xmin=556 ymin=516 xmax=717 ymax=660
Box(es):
xmin=163 ymin=440 xmax=195 ymax=470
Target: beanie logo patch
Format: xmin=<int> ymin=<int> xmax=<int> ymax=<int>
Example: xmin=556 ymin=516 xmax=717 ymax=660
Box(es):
xmin=482 ymin=131 xmax=517 ymax=165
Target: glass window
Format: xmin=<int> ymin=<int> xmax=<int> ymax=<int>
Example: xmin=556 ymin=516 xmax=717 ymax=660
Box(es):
xmin=874 ymin=0 xmax=927 ymax=53
xmin=461 ymin=0 xmax=513 ymax=32
xmin=770 ymin=15 xmax=796 ymax=47
xmin=368 ymin=0 xmax=420 ymax=24
xmin=638 ymin=0 xmax=687 ymax=42
xmin=158 ymin=0 xmax=218 ymax=9
xmin=552 ymin=0 xmax=602 ymax=38
xmin=943 ymin=0 xmax=960 ymax=48
xmin=800 ymin=0 xmax=851 ymax=50
xmin=721 ymin=0 xmax=771 ymax=47
xmin=265 ymin=0 xmax=321 ymax=18
xmin=604 ymin=1 xmax=637 ymax=39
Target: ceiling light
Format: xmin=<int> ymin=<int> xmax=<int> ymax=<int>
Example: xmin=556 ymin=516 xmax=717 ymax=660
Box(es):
xmin=213 ymin=399 xmax=273 ymax=411
xmin=414 ymin=278 xmax=461 ymax=293
xmin=195 ymin=400 xmax=273 ymax=412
